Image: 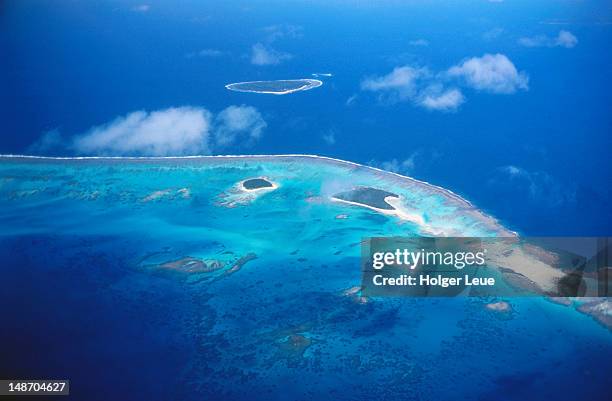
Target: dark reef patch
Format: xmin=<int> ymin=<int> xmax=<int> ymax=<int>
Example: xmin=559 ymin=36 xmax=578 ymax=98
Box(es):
xmin=158 ymin=257 xmax=224 ymax=273
xmin=334 ymin=187 xmax=398 ymax=210
xmin=243 ymin=178 xmax=273 ymax=190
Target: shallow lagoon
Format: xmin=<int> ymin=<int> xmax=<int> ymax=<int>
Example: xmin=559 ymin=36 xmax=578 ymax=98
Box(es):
xmin=0 ymin=156 xmax=609 ymax=401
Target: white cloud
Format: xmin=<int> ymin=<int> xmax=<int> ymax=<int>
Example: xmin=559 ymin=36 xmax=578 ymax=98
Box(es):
xmin=409 ymin=39 xmax=429 ymax=47
xmin=345 ymin=94 xmax=358 ymax=106
xmin=361 ymin=66 xmax=428 ymax=100
xmin=263 ymin=24 xmax=303 ymax=43
xmin=32 ymin=106 xmax=266 ymax=157
xmin=556 ymin=30 xmax=578 ymax=48
xmin=539 ymin=20 xmax=572 ymax=26
xmin=370 ymin=149 xmax=442 ymax=177
xmin=131 ymin=4 xmax=150 ymax=12
xmin=186 ymin=49 xmax=225 ymax=58
xmin=361 ymin=53 xmax=527 ymax=111
xmin=370 ymin=153 xmax=419 ymax=176
xmin=214 ymin=105 xmax=267 ymax=148
xmin=492 ymin=165 xmax=576 ymax=207
xmin=517 ymin=36 xmax=547 ymax=47
xmin=361 ymin=66 xmax=465 ymax=111
xmin=28 ymin=130 xmax=64 ymax=155
xmin=248 ymin=24 xmax=301 ymax=66
xmin=502 ymin=165 xmax=522 ymax=176
xmin=483 ymin=27 xmax=504 ymax=41
xmin=72 ymin=107 xmax=213 ymax=156
xmin=382 ymin=158 xmax=415 ymax=175
xmin=418 ymin=86 xmax=465 ymax=111
xmin=322 ymin=130 xmax=336 ymax=145
xmin=250 ymin=43 xmax=292 ymax=66
xmin=518 ymin=30 xmax=578 ymax=48
xmin=447 ymin=53 xmax=529 ymax=94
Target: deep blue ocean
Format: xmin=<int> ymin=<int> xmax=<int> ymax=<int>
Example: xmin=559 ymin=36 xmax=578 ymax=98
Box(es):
xmin=0 ymin=1 xmax=611 ymax=400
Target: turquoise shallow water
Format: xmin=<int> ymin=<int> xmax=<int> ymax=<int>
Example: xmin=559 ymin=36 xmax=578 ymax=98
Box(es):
xmin=0 ymin=156 xmax=609 ymax=400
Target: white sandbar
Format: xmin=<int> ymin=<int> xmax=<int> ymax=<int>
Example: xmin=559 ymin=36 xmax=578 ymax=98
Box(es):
xmin=225 ymin=79 xmax=322 ymax=95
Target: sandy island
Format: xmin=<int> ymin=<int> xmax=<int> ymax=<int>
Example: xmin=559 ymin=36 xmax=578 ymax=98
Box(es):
xmin=331 ymin=186 xmax=429 ymax=232
xmin=239 ymin=177 xmax=278 ymax=193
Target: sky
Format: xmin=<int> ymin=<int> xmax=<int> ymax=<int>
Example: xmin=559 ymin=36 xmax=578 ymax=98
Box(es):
xmin=1 ymin=0 xmax=611 ymax=235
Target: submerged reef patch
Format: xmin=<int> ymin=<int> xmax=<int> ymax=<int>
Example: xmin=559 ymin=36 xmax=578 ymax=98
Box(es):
xmin=485 ymin=301 xmax=512 ymax=312
xmin=158 ymin=256 xmax=224 ymax=273
xmin=578 ymin=299 xmax=611 ymax=330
